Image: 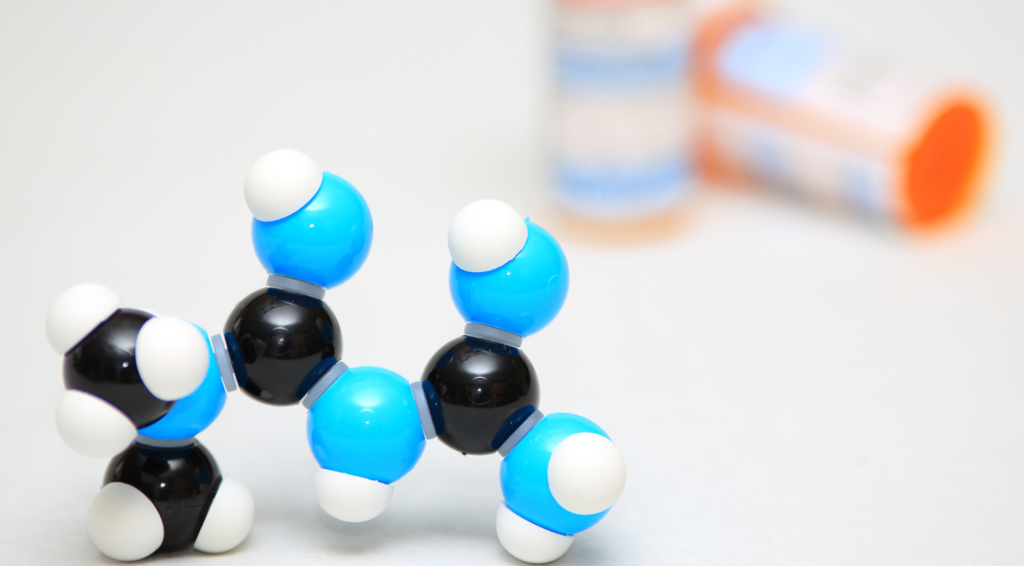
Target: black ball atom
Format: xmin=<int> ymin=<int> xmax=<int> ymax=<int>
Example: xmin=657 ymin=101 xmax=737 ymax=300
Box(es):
xmin=422 ymin=336 xmax=539 ymax=455
xmin=223 ymin=288 xmax=340 ymax=406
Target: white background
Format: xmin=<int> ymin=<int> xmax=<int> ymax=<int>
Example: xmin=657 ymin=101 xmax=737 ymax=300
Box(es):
xmin=1 ymin=1 xmax=1023 ymax=564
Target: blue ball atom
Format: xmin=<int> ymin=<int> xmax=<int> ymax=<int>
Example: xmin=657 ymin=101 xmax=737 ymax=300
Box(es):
xmin=449 ymin=220 xmax=569 ymax=337
xmin=251 ymin=172 xmax=373 ymax=289
xmin=307 ymin=366 xmax=426 ymax=484
xmin=500 ymin=413 xmax=611 ymax=536
xmin=137 ymin=326 xmax=227 ymax=440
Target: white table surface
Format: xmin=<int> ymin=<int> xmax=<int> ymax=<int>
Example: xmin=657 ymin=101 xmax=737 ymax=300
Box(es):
xmin=2 ymin=1 xmax=1023 ymax=564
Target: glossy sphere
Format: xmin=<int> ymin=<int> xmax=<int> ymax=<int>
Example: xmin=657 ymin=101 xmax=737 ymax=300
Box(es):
xmin=45 ymin=282 xmax=120 ymax=355
xmin=251 ymin=171 xmax=373 ymax=289
xmin=105 ymin=439 xmax=221 ymax=553
xmin=447 ymin=200 xmax=528 ymax=273
xmin=244 ymin=149 xmax=322 ymax=222
xmin=422 ymin=336 xmax=539 ymax=455
xmin=138 ymin=326 xmax=227 ymax=440
xmin=547 ymin=432 xmax=626 ymax=515
xmin=133 ymin=317 xmax=209 ymax=402
xmin=307 ymin=366 xmax=426 ymax=484
xmin=224 ymin=288 xmax=340 ymax=406
xmin=63 ymin=309 xmax=174 ymax=429
xmin=450 ymin=221 xmax=569 ymax=337
xmin=500 ymin=413 xmax=611 ymax=536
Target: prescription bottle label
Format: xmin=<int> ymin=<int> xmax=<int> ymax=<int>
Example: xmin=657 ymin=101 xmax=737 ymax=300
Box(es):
xmin=698 ymin=17 xmax=988 ymax=226
xmin=553 ymin=0 xmax=697 ymax=220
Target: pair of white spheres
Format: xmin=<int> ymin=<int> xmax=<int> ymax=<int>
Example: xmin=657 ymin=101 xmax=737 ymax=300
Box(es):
xmin=247 ymin=149 xmax=530 ymax=275
xmin=87 ymin=475 xmax=254 ymax=561
xmin=498 ymin=433 xmax=627 ymax=564
xmin=45 ymin=282 xmax=209 ymax=458
xmin=247 ymin=150 xmax=530 ymax=274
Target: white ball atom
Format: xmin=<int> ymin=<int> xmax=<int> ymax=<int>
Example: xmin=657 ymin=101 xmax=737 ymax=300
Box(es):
xmin=547 ymin=433 xmax=626 ymax=515
xmin=55 ymin=390 xmax=137 ymax=459
xmin=448 ymin=199 xmax=528 ymax=273
xmin=495 ymin=502 xmax=574 ymax=564
xmin=135 ymin=317 xmax=209 ymax=401
xmin=194 ymin=475 xmax=255 ymax=554
xmin=314 ymin=468 xmax=393 ymax=523
xmin=87 ymin=482 xmax=164 ymax=561
xmin=45 ymin=283 xmax=120 ymax=354
xmin=244 ymin=149 xmax=323 ymax=222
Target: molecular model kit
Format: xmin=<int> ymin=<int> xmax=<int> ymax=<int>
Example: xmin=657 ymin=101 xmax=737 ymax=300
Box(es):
xmin=45 ymin=150 xmax=627 ymax=564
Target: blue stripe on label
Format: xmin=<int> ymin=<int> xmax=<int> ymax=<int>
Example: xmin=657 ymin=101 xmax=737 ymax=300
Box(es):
xmin=556 ymin=157 xmax=691 ymax=211
xmin=749 ymin=133 xmax=788 ymax=185
xmin=558 ymin=42 xmax=687 ymax=88
xmin=717 ymin=22 xmax=833 ymax=98
xmin=841 ymin=162 xmax=886 ymax=219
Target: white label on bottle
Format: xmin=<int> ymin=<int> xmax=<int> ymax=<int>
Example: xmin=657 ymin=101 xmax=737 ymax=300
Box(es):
xmin=708 ymin=106 xmax=898 ymax=219
xmin=707 ymin=20 xmax=954 ymax=219
xmin=557 ymin=1 xmax=690 ymax=50
xmin=558 ymin=88 xmax=690 ymax=164
xmin=715 ymin=21 xmax=938 ymax=155
xmin=553 ymin=0 xmax=695 ymax=218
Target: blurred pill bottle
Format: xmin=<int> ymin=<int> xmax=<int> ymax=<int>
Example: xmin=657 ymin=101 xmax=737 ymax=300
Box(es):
xmin=551 ymin=0 xmax=696 ymax=240
xmin=691 ymin=1 xmax=993 ymax=228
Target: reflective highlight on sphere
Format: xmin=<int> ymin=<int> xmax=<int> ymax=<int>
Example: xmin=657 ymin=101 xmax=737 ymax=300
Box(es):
xmin=447 ymin=199 xmax=528 ymax=273
xmin=252 ymin=171 xmax=373 ymax=289
xmin=500 ymin=413 xmax=611 ymax=536
xmin=63 ymin=309 xmax=173 ymax=429
xmin=307 ymin=366 xmax=426 ymax=484
xmin=138 ymin=326 xmax=227 ymax=440
xmin=422 ymin=336 xmax=539 ymax=455
xmin=449 ymin=221 xmax=569 ymax=337
xmin=104 ymin=439 xmax=221 ymax=554
xmin=224 ymin=288 xmax=340 ymax=406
